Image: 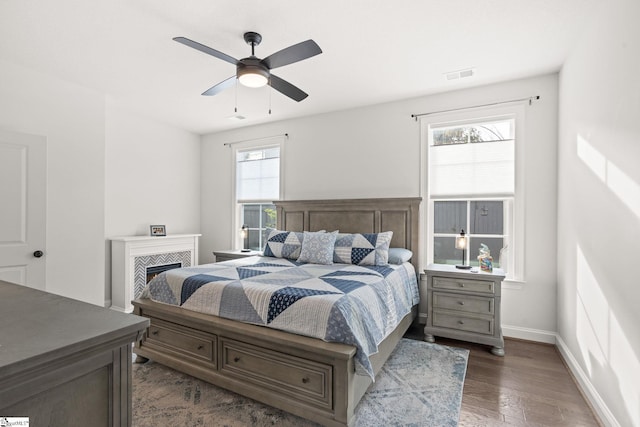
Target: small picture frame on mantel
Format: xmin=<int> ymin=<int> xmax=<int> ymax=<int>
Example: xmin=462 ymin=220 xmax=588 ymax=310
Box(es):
xmin=150 ymin=225 xmax=166 ymax=237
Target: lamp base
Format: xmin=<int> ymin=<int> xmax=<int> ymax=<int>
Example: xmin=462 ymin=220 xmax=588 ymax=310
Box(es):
xmin=240 ymin=249 xmax=251 ymax=252
xmin=455 ymin=264 xmax=472 ymax=270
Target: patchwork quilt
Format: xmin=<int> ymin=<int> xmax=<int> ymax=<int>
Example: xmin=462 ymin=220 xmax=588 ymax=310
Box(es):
xmin=142 ymin=256 xmax=419 ymax=378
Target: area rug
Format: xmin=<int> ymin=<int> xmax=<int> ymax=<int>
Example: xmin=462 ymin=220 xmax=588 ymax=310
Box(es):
xmin=132 ymin=338 xmax=469 ymax=427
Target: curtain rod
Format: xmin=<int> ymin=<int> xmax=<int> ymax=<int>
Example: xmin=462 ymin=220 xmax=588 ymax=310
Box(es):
xmin=223 ymin=133 xmax=289 ymax=147
xmin=410 ymin=95 xmax=540 ymax=120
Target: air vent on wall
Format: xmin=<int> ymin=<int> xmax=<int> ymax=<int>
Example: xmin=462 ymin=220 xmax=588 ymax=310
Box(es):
xmin=444 ymin=68 xmax=475 ymax=81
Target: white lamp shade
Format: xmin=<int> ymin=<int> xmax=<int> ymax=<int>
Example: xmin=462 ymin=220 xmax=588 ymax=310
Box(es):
xmin=238 ymin=72 xmax=268 ymax=88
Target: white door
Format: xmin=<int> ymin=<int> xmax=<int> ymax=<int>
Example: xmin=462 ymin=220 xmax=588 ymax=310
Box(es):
xmin=0 ymin=129 xmax=46 ymax=289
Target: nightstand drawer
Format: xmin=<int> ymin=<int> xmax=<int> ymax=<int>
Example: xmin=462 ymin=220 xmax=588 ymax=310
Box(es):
xmin=432 ymin=292 xmax=494 ymax=315
xmin=432 ymin=276 xmax=495 ymax=294
xmin=432 ymin=311 xmax=494 ymax=335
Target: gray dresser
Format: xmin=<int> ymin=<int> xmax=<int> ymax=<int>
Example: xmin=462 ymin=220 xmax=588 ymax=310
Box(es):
xmin=423 ymin=264 xmax=506 ymax=356
xmin=0 ymin=280 xmax=149 ymax=426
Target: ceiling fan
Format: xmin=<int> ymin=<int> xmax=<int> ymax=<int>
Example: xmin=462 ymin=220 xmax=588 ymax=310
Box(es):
xmin=173 ymin=32 xmax=322 ymax=102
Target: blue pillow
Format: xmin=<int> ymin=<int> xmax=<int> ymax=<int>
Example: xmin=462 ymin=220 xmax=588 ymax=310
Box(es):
xmin=263 ymin=229 xmax=305 ymax=259
xmin=388 ymin=248 xmax=413 ymax=265
xmin=333 ymin=231 xmax=393 ymax=266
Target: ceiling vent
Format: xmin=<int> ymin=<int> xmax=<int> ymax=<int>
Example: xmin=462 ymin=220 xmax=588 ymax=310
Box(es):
xmin=445 ymin=68 xmax=475 ymax=81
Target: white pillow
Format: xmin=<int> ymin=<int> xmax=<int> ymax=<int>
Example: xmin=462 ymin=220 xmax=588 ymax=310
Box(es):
xmin=297 ymin=231 xmax=337 ymax=265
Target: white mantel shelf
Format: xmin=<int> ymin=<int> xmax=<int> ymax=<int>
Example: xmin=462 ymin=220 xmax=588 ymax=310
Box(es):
xmin=111 ymin=233 xmax=200 ymax=241
xmin=111 ymin=234 xmax=201 ymax=313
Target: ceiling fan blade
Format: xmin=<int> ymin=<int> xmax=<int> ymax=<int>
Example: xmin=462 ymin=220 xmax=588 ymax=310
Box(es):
xmin=201 ymin=76 xmax=236 ymax=96
xmin=261 ymin=40 xmax=322 ymax=69
xmin=269 ymin=74 xmax=308 ymax=102
xmin=173 ymin=37 xmax=239 ymax=66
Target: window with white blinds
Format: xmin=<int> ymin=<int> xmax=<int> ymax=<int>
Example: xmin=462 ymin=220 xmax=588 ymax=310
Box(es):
xmin=429 ymin=117 xmax=515 ymax=198
xmin=236 ymin=146 xmax=280 ymax=202
xmin=422 ymin=109 xmax=524 ymax=282
xmin=234 ymin=143 xmax=282 ymax=251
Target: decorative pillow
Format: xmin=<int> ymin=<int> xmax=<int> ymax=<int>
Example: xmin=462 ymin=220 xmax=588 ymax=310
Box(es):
xmin=333 ymin=231 xmax=393 ymax=266
xmin=388 ymin=247 xmax=413 ymax=265
xmin=296 ymin=231 xmax=337 ymax=265
xmin=263 ymin=229 xmax=305 ymax=259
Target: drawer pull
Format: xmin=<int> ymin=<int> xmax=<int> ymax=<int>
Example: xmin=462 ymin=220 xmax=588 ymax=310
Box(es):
xmin=460 ymin=283 xmax=465 ymax=287
xmin=151 ymin=330 xmax=159 ymax=336
xmin=233 ymin=356 xmax=241 ymax=363
xmin=458 ymin=301 xmax=465 ymax=306
xmin=458 ymin=320 xmax=465 ymax=325
xmin=302 ymin=377 xmax=310 ymax=384
xmin=197 ymin=345 xmax=204 ymax=350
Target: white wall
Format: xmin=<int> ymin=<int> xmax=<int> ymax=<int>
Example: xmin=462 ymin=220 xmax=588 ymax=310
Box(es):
xmin=201 ymin=73 xmax=559 ymax=338
xmin=0 ymin=59 xmax=106 ymax=306
xmin=104 ymin=101 xmax=201 ymax=303
xmin=557 ymin=0 xmax=640 ymax=425
xmin=0 ymin=60 xmax=201 ymax=307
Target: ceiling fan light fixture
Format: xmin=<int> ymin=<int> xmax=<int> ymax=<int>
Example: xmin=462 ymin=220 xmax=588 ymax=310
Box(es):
xmin=237 ymin=65 xmax=269 ymax=88
xmin=173 ymin=32 xmax=321 ymax=101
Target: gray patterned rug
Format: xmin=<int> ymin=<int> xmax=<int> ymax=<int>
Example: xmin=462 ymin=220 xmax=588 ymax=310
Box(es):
xmin=132 ymin=338 xmax=469 ymax=427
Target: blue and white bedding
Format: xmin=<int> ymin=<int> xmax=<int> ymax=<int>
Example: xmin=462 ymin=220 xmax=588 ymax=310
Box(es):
xmin=142 ymin=256 xmax=419 ymax=378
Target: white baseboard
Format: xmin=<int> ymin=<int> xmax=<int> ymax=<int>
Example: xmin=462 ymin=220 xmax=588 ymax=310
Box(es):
xmin=502 ymin=324 xmax=557 ymax=344
xmin=555 ymin=335 xmax=619 ymax=427
xmin=502 ymin=327 xmax=618 ymax=426
xmin=404 ymin=317 xmax=617 ymax=426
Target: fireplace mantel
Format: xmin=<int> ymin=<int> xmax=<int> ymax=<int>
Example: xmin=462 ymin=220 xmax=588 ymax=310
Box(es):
xmin=110 ymin=234 xmax=200 ymax=312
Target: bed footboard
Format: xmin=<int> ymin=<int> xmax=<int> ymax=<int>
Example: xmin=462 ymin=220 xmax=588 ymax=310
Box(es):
xmin=132 ymin=298 xmax=414 ymax=427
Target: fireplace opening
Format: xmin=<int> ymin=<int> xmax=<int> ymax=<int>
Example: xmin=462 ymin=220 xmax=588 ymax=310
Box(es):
xmin=146 ymin=263 xmax=181 ymax=283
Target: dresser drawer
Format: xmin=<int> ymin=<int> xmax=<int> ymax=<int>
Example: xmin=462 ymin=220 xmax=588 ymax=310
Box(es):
xmin=145 ymin=319 xmax=215 ymax=364
xmin=432 ymin=276 xmax=495 ymax=294
xmin=432 ymin=311 xmax=494 ymax=335
xmin=432 ymin=292 xmax=494 ymax=315
xmin=220 ymin=338 xmax=332 ymax=410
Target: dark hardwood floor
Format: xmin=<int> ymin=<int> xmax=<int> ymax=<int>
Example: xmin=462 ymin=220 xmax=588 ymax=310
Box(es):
xmin=405 ymin=325 xmax=601 ymax=426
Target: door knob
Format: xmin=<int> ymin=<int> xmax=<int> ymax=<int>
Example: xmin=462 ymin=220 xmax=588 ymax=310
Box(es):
xmin=33 ymin=250 xmax=44 ymax=258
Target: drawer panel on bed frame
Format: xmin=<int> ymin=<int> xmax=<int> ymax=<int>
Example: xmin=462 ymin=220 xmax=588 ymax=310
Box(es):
xmin=220 ymin=337 xmax=333 ymax=410
xmin=144 ymin=318 xmax=216 ymax=366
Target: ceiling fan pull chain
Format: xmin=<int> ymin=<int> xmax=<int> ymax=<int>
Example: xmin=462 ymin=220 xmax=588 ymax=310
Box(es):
xmin=234 ymin=79 xmax=238 ymax=113
xmin=269 ymin=83 xmax=272 ymax=115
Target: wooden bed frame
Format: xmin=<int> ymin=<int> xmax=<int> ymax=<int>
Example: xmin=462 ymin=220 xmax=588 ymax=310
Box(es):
xmin=132 ymin=197 xmax=421 ymax=427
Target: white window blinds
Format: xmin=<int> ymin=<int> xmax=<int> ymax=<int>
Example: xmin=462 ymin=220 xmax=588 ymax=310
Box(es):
xmin=236 ymin=146 xmax=280 ymax=202
xmin=429 ymin=117 xmax=515 ymax=197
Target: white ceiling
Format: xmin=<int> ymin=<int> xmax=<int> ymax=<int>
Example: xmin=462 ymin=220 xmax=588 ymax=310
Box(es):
xmin=0 ymin=0 xmax=597 ymax=135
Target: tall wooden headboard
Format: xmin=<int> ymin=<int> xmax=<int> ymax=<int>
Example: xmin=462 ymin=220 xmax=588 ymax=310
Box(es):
xmin=275 ymin=197 xmax=422 ymax=273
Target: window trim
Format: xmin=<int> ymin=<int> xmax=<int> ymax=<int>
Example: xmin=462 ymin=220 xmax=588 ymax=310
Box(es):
xmin=231 ymin=137 xmax=285 ymax=250
xmin=420 ymin=104 xmax=525 ymax=282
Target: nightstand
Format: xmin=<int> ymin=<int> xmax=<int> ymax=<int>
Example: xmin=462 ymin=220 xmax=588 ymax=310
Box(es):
xmin=213 ymin=249 xmax=262 ymax=263
xmin=423 ymin=263 xmax=506 ymax=356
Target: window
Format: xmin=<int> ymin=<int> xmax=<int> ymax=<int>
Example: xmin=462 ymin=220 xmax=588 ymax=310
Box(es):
xmin=234 ymin=143 xmax=282 ymax=251
xmin=422 ymin=106 xmax=524 ymax=281
xmin=433 ymin=199 xmax=510 ymax=268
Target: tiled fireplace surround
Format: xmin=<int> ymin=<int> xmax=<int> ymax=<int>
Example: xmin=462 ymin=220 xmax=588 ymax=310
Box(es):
xmin=110 ymin=234 xmax=200 ymax=312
